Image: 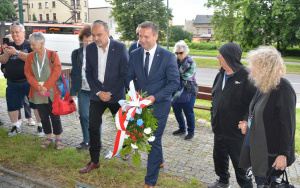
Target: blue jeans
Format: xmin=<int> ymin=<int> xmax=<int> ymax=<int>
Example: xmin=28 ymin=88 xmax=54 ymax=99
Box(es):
xmin=78 ymin=90 xmax=91 ymax=143
xmin=255 ymin=175 xmax=278 ymax=185
xmin=172 ymin=95 xmax=196 ymax=134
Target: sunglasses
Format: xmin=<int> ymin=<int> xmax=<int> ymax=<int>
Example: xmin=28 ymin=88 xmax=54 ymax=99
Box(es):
xmin=175 ymin=52 xmax=184 ymax=55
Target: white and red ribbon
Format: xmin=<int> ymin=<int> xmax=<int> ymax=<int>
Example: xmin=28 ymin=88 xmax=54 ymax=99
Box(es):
xmin=105 ymin=80 xmax=151 ymax=159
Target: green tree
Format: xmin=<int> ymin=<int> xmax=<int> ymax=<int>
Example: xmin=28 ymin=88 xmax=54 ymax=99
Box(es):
xmin=0 ymin=0 xmax=17 ymax=21
xmin=109 ymin=0 xmax=173 ymax=42
xmin=239 ymin=0 xmax=300 ymax=55
xmin=205 ymin=0 xmax=241 ymax=42
xmin=169 ymin=26 xmax=193 ymax=42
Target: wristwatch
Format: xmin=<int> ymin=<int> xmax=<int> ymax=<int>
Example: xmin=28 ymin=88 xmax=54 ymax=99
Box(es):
xmin=15 ymin=50 xmax=19 ymax=56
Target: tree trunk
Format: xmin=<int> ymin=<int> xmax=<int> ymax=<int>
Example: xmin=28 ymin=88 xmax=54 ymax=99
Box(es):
xmin=282 ymin=47 xmax=286 ymax=57
xmin=277 ymin=41 xmax=280 ymax=51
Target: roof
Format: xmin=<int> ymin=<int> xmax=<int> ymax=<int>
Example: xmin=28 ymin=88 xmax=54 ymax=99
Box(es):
xmin=194 ymin=15 xmax=212 ymax=24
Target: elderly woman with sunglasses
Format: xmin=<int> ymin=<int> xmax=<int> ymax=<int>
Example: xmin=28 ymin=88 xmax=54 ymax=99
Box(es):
xmin=171 ymin=40 xmax=198 ymax=140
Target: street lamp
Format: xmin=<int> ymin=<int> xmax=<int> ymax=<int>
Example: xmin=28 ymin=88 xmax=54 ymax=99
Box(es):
xmin=18 ymin=0 xmax=24 ymax=24
xmin=167 ymin=0 xmax=169 ymax=50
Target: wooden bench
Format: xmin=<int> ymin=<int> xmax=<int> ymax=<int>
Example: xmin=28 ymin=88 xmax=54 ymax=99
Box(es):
xmin=194 ymin=85 xmax=212 ymax=111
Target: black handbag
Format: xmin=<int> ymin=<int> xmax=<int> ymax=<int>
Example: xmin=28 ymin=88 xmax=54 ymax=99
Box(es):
xmin=258 ymin=167 xmax=294 ymax=188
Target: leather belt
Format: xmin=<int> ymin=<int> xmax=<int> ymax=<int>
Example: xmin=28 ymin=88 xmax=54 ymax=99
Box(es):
xmin=7 ymin=79 xmax=27 ymax=83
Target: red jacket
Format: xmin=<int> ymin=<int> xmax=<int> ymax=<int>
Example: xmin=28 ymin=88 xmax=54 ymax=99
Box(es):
xmin=24 ymin=49 xmax=62 ymax=99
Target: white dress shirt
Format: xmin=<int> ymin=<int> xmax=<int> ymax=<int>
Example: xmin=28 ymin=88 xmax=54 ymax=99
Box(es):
xmin=144 ymin=44 xmax=157 ymax=75
xmin=97 ymin=38 xmax=110 ymax=83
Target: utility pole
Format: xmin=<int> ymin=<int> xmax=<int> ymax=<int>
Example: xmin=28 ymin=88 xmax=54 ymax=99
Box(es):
xmin=167 ymin=0 xmax=169 ymax=50
xmin=18 ymin=0 xmax=24 ymax=24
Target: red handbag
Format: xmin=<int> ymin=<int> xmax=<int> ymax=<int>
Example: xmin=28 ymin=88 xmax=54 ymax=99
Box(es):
xmin=48 ymin=60 xmax=76 ymax=115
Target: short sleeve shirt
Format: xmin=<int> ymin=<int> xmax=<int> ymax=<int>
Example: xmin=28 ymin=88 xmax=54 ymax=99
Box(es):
xmin=4 ymin=40 xmax=32 ymax=80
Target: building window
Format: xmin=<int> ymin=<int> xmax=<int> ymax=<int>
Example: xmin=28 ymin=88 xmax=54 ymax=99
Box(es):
xmin=77 ymin=0 xmax=80 ymax=6
xmin=71 ymin=0 xmax=74 ymax=6
xmin=77 ymin=13 xmax=80 ymax=20
xmin=39 ymin=14 xmax=43 ymax=21
xmin=52 ymin=1 xmax=55 ymax=8
xmin=208 ymin=29 xmax=211 ymax=34
xmin=84 ymin=1 xmax=87 ymax=7
xmin=46 ymin=14 xmax=49 ymax=21
xmin=29 ymin=15 xmax=31 ymax=20
xmin=28 ymin=4 xmax=30 ymax=8
xmin=202 ymin=29 xmax=205 ymax=34
xmin=31 ymin=3 xmax=33 ymax=8
xmin=53 ymin=13 xmax=56 ymax=20
xmin=84 ymin=12 xmax=87 ymax=22
xmin=45 ymin=2 xmax=49 ymax=8
xmin=197 ymin=29 xmax=200 ymax=34
xmin=39 ymin=3 xmax=42 ymax=9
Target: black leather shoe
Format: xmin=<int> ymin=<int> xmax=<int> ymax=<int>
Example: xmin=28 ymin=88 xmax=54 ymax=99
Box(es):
xmin=184 ymin=134 xmax=194 ymax=140
xmin=76 ymin=142 xmax=89 ymax=150
xmin=172 ymin=129 xmax=186 ymax=135
xmin=79 ymin=161 xmax=100 ymax=174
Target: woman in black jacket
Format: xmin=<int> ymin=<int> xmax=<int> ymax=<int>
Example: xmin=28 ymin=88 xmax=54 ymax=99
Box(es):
xmin=70 ymin=25 xmax=93 ymax=150
xmin=239 ymin=46 xmax=296 ymax=186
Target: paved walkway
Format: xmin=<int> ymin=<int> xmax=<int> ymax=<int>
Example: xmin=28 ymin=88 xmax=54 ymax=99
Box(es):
xmin=0 ymin=97 xmax=299 ymax=187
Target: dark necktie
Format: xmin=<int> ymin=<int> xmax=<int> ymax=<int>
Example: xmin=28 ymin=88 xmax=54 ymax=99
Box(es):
xmin=144 ymin=52 xmax=150 ymax=78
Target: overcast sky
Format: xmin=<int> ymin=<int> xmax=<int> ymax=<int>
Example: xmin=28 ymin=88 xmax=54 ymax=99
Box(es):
xmin=88 ymin=0 xmax=214 ymax=25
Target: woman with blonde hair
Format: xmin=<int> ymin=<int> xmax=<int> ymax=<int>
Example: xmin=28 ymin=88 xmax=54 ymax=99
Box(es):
xmin=239 ymin=46 xmax=296 ymax=185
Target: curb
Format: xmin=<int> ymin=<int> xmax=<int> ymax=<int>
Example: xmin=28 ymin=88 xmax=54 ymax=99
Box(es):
xmin=0 ymin=166 xmax=60 ymax=188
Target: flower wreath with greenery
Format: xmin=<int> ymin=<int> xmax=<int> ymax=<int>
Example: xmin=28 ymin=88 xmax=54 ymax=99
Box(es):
xmin=106 ymin=81 xmax=158 ymax=167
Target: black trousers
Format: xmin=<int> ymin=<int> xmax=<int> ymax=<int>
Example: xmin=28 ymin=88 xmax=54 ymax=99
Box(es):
xmin=89 ymin=99 xmax=120 ymax=164
xmin=35 ymin=99 xmax=62 ymax=135
xmin=213 ymin=135 xmax=253 ymax=188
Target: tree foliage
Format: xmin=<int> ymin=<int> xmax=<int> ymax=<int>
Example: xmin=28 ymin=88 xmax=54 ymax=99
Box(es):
xmin=169 ymin=26 xmax=193 ymax=42
xmin=109 ymin=0 xmax=173 ymax=42
xmin=206 ymin=0 xmax=240 ymax=43
xmin=205 ymin=0 xmax=300 ymax=55
xmin=0 ymin=0 xmax=17 ymax=21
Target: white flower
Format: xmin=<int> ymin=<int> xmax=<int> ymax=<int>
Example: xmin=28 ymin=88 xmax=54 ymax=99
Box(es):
xmin=144 ymin=127 xmax=152 ymax=134
xmin=148 ymin=136 xmax=155 ymax=142
xmin=124 ymin=134 xmax=129 ymax=139
xmin=131 ymin=143 xmax=138 ymax=149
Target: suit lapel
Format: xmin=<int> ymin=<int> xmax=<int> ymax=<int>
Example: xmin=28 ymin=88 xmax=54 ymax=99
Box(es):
xmin=148 ymin=46 xmax=161 ymax=78
xmin=104 ymin=39 xmax=113 ymax=83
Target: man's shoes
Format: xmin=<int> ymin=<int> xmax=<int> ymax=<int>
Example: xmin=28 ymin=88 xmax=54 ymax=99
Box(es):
xmin=8 ymin=126 xmax=21 ymax=137
xmin=184 ymin=134 xmax=194 ymax=140
xmin=160 ymin=162 xmax=164 ymax=168
xmin=123 ymin=153 xmax=132 ymax=160
xmin=208 ymin=180 xmax=230 ymax=188
xmin=36 ymin=126 xmax=45 ymax=137
xmin=79 ymin=161 xmax=100 ymax=174
xmin=172 ymin=129 xmax=186 ymax=135
xmin=145 ymin=184 xmax=155 ymax=188
xmin=76 ymin=142 xmax=90 ymax=150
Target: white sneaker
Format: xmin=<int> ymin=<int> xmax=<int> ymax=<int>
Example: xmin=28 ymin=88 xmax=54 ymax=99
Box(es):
xmin=8 ymin=126 xmax=21 ymax=137
xmin=36 ymin=126 xmax=45 ymax=137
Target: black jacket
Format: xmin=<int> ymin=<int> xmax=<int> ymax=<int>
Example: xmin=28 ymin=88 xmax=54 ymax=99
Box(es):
xmin=211 ymin=67 xmax=256 ymax=140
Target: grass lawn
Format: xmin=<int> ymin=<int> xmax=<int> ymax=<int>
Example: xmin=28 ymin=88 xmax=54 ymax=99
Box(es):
xmin=0 ymin=127 xmax=204 ymax=188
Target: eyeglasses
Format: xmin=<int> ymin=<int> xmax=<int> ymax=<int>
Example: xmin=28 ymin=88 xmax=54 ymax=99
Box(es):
xmin=175 ymin=52 xmax=184 ymax=55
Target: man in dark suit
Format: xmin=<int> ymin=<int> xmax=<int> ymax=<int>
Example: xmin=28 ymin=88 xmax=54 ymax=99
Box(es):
xmin=125 ymin=21 xmax=179 ymax=188
xmin=128 ymin=25 xmax=142 ymax=54
xmin=79 ymin=20 xmax=129 ymax=174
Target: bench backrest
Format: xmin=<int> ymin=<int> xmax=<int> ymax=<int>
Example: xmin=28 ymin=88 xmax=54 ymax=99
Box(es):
xmin=197 ymin=86 xmax=212 ymax=101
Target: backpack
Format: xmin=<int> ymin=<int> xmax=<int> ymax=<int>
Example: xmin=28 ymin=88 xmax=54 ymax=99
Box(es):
xmin=47 ymin=50 xmax=69 ymax=98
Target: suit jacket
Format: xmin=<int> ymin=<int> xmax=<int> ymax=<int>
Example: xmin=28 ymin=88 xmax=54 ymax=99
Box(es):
xmin=125 ymin=45 xmax=179 ymax=118
xmin=86 ymin=39 xmax=129 ymax=103
xmin=128 ymin=41 xmax=141 ymax=54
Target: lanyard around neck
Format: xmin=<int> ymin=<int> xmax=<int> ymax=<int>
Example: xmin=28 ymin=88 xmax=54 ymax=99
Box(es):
xmin=36 ymin=49 xmax=47 ymax=78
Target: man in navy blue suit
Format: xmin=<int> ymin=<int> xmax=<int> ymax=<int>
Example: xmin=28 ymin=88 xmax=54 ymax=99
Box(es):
xmin=79 ymin=20 xmax=129 ymax=174
xmin=125 ymin=21 xmax=179 ymax=188
xmin=128 ymin=25 xmax=142 ymax=54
